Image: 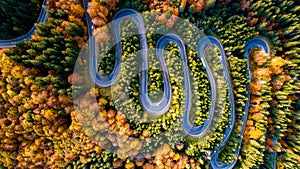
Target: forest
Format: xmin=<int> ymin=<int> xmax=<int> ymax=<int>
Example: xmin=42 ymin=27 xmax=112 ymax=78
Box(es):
xmin=0 ymin=0 xmax=43 ymax=39
xmin=0 ymin=0 xmax=299 ymax=168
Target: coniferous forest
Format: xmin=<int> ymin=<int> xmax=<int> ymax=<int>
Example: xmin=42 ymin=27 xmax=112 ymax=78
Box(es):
xmin=0 ymin=0 xmax=300 ymax=168
xmin=0 ymin=0 xmax=43 ymax=39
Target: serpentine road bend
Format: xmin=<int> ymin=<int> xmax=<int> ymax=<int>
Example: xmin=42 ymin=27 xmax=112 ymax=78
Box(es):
xmin=206 ymin=36 xmax=236 ymax=169
xmin=86 ymin=8 xmax=239 ymax=168
xmin=211 ymin=38 xmax=271 ymax=169
xmin=183 ymin=36 xmax=235 ymax=140
xmin=244 ymin=38 xmax=276 ymax=169
xmin=0 ymin=0 xmax=48 ymax=48
xmin=89 ymin=9 xmax=172 ymax=115
xmin=85 ymin=7 xmax=276 ymax=169
xmin=0 ymin=2 xmax=275 ymax=168
xmin=86 ymin=7 xmax=233 ymax=136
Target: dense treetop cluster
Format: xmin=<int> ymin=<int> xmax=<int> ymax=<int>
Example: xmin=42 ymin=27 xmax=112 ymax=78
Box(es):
xmin=0 ymin=0 xmax=43 ymax=39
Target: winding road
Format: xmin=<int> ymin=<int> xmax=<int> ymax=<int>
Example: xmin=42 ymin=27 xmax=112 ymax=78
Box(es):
xmin=0 ymin=1 xmax=276 ymax=168
xmin=85 ymin=7 xmax=277 ymax=168
xmin=86 ymin=6 xmax=234 ymax=137
xmin=0 ymin=0 xmax=48 ymax=48
xmin=244 ymin=38 xmax=277 ymax=169
xmin=207 ymin=36 xmax=236 ymax=169
xmin=85 ymin=7 xmax=239 ymax=168
xmin=211 ymin=38 xmax=272 ymax=169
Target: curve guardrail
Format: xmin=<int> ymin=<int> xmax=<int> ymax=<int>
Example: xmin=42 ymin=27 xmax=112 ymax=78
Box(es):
xmin=0 ymin=0 xmax=48 ymax=48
